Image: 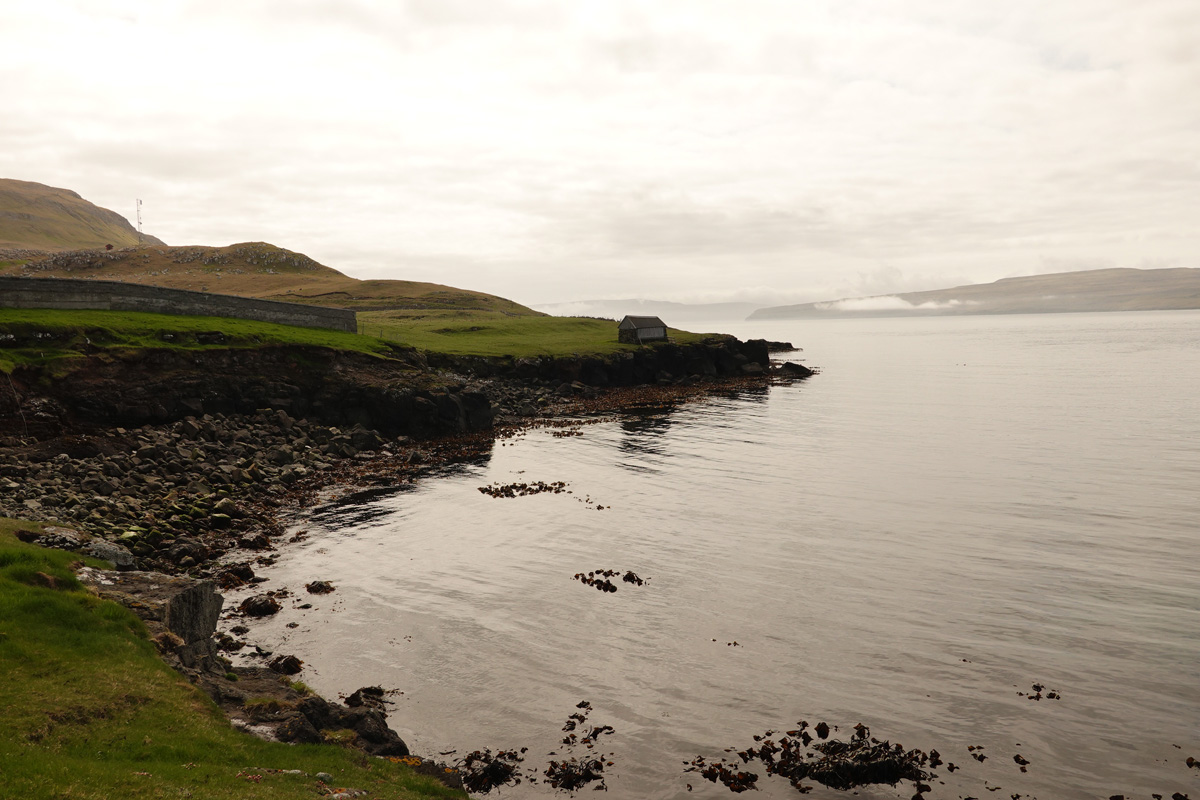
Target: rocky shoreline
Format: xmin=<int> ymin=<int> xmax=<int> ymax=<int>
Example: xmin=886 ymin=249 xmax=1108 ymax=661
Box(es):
xmin=0 ymin=335 xmax=813 ymax=789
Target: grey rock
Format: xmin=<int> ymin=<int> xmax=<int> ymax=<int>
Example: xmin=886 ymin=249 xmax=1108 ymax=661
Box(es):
xmin=82 ymin=539 xmax=136 ymax=570
xmin=276 ymin=713 xmax=321 ymax=744
xmin=776 ymin=361 xmax=815 ymax=378
xmin=163 ymin=579 xmax=224 ymax=644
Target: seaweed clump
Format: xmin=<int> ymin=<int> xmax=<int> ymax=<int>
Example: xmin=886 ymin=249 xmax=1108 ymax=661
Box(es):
xmin=687 ymin=722 xmax=934 ymax=795
xmin=456 ymin=747 xmax=527 ymax=794
xmin=545 ymin=700 xmax=616 ymax=792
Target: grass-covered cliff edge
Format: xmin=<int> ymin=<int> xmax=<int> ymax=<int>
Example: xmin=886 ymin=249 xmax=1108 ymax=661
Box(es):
xmin=0 ymin=307 xmax=800 ymax=441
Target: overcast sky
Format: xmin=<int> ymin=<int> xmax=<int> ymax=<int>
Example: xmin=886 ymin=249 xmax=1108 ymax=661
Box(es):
xmin=4 ymin=0 xmax=1197 ymax=307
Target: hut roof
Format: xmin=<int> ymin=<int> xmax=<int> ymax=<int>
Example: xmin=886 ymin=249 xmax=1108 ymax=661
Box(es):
xmin=618 ymin=315 xmax=667 ymax=329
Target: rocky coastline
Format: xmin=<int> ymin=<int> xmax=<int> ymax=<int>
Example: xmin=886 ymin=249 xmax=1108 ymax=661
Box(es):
xmin=0 ymin=334 xmax=813 ymax=787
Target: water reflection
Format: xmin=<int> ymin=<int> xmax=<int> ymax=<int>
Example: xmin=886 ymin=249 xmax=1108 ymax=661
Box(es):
xmin=613 ymin=384 xmax=773 ymax=470
xmin=305 ymin=485 xmax=420 ymax=529
xmin=302 ymin=443 xmax=495 ymax=529
xmin=617 ymin=411 xmax=674 ymax=462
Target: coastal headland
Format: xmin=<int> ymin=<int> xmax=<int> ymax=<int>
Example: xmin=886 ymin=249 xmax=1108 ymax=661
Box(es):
xmin=0 ymin=303 xmax=812 ymax=798
xmin=0 ymin=178 xmax=821 ymax=796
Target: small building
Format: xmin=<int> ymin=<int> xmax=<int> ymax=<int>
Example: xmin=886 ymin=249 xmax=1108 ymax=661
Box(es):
xmin=617 ymin=315 xmax=668 ymax=344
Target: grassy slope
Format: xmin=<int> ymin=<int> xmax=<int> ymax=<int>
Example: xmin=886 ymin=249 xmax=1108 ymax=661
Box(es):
xmin=0 ymin=179 xmax=159 ymax=251
xmin=0 ymin=309 xmax=405 ymax=373
xmin=0 ymin=519 xmax=465 ymax=800
xmin=0 ymin=307 xmax=720 ymax=366
xmin=358 ymin=309 xmax=717 ymax=358
xmin=4 ymin=242 xmax=537 ymax=317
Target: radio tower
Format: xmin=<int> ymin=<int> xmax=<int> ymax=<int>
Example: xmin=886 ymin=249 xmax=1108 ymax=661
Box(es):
xmin=136 ymin=199 xmax=144 ymax=243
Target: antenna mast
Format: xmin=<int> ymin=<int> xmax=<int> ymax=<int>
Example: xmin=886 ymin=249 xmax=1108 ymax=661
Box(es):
xmin=136 ymin=199 xmax=143 ymax=243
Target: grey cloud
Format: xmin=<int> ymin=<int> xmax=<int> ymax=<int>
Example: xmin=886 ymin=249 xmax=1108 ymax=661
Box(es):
xmin=4 ymin=0 xmax=1198 ymax=308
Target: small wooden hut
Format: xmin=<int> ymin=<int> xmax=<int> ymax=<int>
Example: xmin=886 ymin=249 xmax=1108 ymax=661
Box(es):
xmin=617 ymin=315 xmax=668 ymax=344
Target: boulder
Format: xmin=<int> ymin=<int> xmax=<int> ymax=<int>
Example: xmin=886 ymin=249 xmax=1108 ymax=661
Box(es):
xmin=239 ymin=594 xmax=281 ymax=617
xmin=276 ymin=713 xmax=322 ymax=744
xmin=268 ymin=654 xmax=304 ymax=675
xmin=82 ymin=539 xmax=135 ymax=570
xmin=776 ymin=361 xmax=815 ymax=378
xmin=164 ymin=579 xmax=224 ymax=645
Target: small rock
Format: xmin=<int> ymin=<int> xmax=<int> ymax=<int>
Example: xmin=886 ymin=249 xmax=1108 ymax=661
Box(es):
xmin=239 ymin=594 xmax=281 ymax=617
xmin=269 ymin=654 xmax=304 ymax=675
xmin=346 ymin=686 xmax=387 ymax=709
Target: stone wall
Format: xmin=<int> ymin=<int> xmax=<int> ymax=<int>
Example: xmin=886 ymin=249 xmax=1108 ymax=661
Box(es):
xmin=0 ymin=276 xmax=357 ymax=333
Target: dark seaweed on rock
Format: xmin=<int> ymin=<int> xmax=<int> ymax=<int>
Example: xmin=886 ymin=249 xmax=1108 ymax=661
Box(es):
xmin=455 ymin=702 xmax=615 ymax=794
xmin=456 ymin=747 xmax=528 ymax=794
xmin=686 ymin=723 xmax=932 ymax=795
xmin=545 ymin=702 xmax=615 ymax=792
xmin=1017 ymin=682 xmax=1062 ymax=701
xmin=478 ymin=480 xmax=567 ymax=499
xmin=573 ymin=569 xmax=649 ymax=593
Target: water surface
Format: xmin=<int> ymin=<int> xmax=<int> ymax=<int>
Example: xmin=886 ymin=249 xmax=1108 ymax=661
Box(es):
xmin=234 ymin=311 xmax=1200 ymax=799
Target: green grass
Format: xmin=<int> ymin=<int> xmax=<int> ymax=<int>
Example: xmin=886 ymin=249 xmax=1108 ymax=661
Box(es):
xmin=0 ymin=307 xmax=727 ymax=371
xmin=0 ymin=518 xmax=466 ymax=800
xmin=0 ymin=309 xmax=402 ymax=372
xmin=358 ymin=309 xmax=720 ymax=358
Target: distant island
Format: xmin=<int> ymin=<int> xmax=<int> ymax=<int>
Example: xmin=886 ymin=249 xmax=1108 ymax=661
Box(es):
xmin=750 ymin=268 xmax=1200 ymax=319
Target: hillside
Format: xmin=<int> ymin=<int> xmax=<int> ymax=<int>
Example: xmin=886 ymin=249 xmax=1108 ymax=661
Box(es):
xmin=750 ymin=268 xmax=1200 ymax=319
xmin=4 ymin=241 xmax=538 ymax=315
xmin=0 ymin=178 xmax=163 ymax=251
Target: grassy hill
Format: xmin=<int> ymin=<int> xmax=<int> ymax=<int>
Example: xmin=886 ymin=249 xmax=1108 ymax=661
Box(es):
xmin=6 ymin=241 xmax=536 ymax=316
xmin=0 ymin=241 xmax=685 ymax=356
xmin=0 ymin=179 xmax=163 ymax=252
xmin=751 ymin=267 xmax=1200 ymax=319
xmin=0 ymin=179 xmax=714 ymax=357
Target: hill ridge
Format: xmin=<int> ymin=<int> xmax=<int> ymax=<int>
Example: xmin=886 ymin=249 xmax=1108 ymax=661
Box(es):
xmin=750 ymin=267 xmax=1200 ymax=319
xmin=4 ymin=240 xmax=539 ymax=315
xmin=0 ymin=178 xmax=164 ymax=251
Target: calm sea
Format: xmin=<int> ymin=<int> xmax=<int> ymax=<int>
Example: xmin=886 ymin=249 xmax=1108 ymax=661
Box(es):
xmin=234 ymin=311 xmax=1200 ymax=800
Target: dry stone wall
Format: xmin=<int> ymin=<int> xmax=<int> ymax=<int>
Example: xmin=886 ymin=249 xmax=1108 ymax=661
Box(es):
xmin=0 ymin=276 xmax=356 ymax=333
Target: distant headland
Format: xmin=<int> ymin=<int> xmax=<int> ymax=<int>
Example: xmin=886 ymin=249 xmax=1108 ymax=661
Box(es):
xmin=750 ymin=267 xmax=1200 ymax=320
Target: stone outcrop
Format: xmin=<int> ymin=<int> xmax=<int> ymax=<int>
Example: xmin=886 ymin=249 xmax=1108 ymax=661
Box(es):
xmin=429 ymin=337 xmax=776 ymax=388
xmin=77 ymin=567 xmax=226 ymax=674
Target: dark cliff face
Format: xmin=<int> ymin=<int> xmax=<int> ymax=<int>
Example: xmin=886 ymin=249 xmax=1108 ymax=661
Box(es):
xmin=5 ymin=346 xmax=493 ymax=440
xmin=429 ymin=337 xmax=773 ymax=386
xmin=1 ymin=337 xmax=778 ymax=443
